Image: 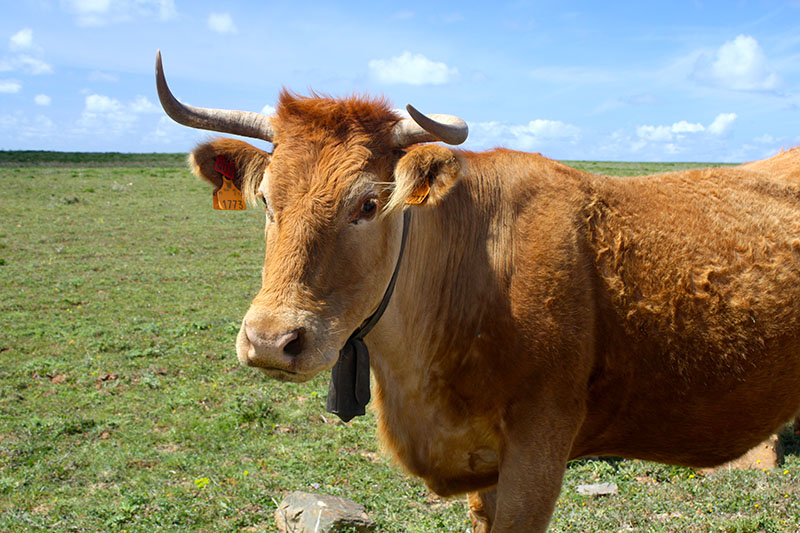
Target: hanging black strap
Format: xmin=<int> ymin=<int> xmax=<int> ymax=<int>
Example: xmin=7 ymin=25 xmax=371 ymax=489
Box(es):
xmin=326 ymin=210 xmax=411 ymax=422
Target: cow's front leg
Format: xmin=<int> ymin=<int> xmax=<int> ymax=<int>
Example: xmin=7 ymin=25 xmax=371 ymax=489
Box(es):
xmin=490 ymin=404 xmax=582 ymax=532
xmin=468 ymin=488 xmax=497 ymax=533
xmin=491 ymin=450 xmax=567 ymax=531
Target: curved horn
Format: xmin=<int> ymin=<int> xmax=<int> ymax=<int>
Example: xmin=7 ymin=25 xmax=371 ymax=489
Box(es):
xmin=155 ymin=50 xmax=275 ymax=141
xmin=391 ymin=104 xmax=468 ymax=147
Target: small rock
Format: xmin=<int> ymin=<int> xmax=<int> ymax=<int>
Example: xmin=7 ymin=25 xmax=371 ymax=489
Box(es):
xmin=49 ymin=373 xmax=68 ymax=384
xmin=275 ymin=491 xmax=375 ymax=533
xmin=576 ymin=482 xmax=618 ymax=497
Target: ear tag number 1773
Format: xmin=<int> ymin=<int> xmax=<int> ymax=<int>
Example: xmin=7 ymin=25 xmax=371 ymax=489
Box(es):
xmin=405 ymin=180 xmax=431 ymax=205
xmin=213 ymin=155 xmax=245 ymax=211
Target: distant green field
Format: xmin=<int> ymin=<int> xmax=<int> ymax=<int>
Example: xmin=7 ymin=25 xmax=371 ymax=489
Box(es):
xmin=0 ymin=151 xmax=186 ymax=166
xmin=565 ymin=159 xmax=736 ymax=176
xmin=1 ymin=153 xmax=796 ymax=532
xmin=0 ymin=150 xmax=735 ymax=173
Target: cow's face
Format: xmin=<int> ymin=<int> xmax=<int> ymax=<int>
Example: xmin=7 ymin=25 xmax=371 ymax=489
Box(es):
xmin=188 ymin=97 xmax=463 ymax=382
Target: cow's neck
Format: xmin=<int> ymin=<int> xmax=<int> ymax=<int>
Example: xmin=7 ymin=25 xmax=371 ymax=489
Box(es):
xmin=375 ymin=158 xmax=513 ymax=375
xmin=364 ymin=150 xmax=595 ymax=488
xmin=370 ymin=150 xmax=545 ymax=395
xmin=367 ymin=151 xmax=517 ymax=484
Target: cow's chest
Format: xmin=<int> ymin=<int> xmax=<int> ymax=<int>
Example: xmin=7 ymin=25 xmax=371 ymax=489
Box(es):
xmin=371 ymin=376 xmax=501 ymax=496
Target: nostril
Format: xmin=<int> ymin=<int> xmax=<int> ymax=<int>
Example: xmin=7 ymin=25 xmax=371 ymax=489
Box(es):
xmin=244 ymin=324 xmax=257 ymax=344
xmin=282 ymin=328 xmax=306 ymax=356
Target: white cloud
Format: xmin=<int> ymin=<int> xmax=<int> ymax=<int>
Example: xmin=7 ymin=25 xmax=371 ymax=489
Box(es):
xmin=586 ymin=127 xmax=743 ymax=163
xmin=71 ymin=0 xmax=111 ymax=11
xmin=664 ymin=143 xmax=680 ymax=155
xmin=467 ymin=118 xmax=580 ymax=152
xmin=10 ymin=28 xmax=34 ymax=51
xmin=2 ymin=28 xmax=52 ymax=75
xmin=149 ymin=115 xmax=176 ymax=140
xmin=635 ymin=114 xmax=737 ymax=142
xmin=85 ymin=93 xmax=121 ymax=113
xmin=145 ymin=114 xmax=204 ymax=146
xmin=510 ymin=119 xmax=580 ymax=139
xmin=636 ymin=113 xmax=738 ymax=145
xmin=34 ymin=94 xmax=51 ymax=106
xmin=78 ymin=93 xmax=160 ymax=136
xmin=83 ymin=93 xmax=157 ymax=115
xmin=208 ymin=12 xmax=237 ymax=34
xmin=707 ymin=112 xmax=738 ymax=136
xmin=692 ymin=35 xmax=780 ymax=91
xmin=0 ymin=80 xmax=21 ymax=93
xmin=637 ymin=124 xmax=674 ymax=142
xmin=469 ymin=120 xmax=503 ymax=138
xmin=671 ymin=120 xmax=705 ymax=134
xmin=369 ymin=51 xmax=459 ymax=85
xmin=61 ymin=0 xmax=176 ymax=26
xmin=261 ymin=104 xmax=276 ymax=115
xmin=0 ymin=112 xmax=57 ymax=140
xmin=16 ymin=55 xmax=52 ymax=75
xmin=508 ymin=120 xmax=580 ymax=151
xmin=62 ymin=0 xmax=111 ymax=25
xmin=130 ymin=95 xmax=158 ymax=113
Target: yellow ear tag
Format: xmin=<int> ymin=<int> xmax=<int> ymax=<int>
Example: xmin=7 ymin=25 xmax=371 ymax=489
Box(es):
xmin=405 ymin=180 xmax=431 ymax=205
xmin=213 ymin=155 xmax=245 ymax=211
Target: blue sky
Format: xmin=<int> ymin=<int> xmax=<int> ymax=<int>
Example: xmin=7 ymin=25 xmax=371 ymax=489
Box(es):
xmin=2 ymin=1 xmax=799 ymax=161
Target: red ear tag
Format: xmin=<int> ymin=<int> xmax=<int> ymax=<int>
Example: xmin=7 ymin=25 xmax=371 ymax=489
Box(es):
xmin=212 ymin=155 xmax=245 ymax=211
xmin=214 ymin=155 xmax=236 ymax=179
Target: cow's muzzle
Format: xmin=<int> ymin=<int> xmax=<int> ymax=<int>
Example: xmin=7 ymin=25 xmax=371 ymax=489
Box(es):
xmin=236 ymin=319 xmax=319 ymax=382
xmin=236 ymin=313 xmax=336 ymax=382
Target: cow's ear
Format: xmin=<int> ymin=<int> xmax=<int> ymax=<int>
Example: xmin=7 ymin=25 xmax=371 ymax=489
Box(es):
xmin=389 ymin=144 xmax=463 ymax=211
xmin=189 ymin=138 xmax=270 ymax=205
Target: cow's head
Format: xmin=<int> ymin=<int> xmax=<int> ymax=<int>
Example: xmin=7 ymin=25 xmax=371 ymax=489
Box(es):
xmin=156 ymin=52 xmax=466 ymax=382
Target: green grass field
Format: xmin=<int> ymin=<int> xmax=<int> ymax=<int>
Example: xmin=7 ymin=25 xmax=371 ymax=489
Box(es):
xmin=1 ymin=153 xmax=797 ymax=532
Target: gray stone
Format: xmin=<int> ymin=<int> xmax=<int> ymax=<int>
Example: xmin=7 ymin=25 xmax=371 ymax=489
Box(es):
xmin=576 ymin=482 xmax=618 ymax=497
xmin=274 ymin=491 xmax=376 ymax=533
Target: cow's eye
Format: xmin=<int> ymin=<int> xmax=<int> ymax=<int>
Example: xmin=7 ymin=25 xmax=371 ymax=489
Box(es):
xmin=351 ymin=197 xmax=378 ymax=224
xmin=362 ymin=199 xmax=376 ymax=215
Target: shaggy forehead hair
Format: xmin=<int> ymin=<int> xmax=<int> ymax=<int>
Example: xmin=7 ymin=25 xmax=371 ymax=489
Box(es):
xmin=274 ymin=90 xmax=400 ymax=151
xmin=264 ymin=91 xmax=404 ymax=214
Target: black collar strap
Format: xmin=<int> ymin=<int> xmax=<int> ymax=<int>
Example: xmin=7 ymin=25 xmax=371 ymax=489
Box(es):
xmin=326 ymin=210 xmax=411 ymax=422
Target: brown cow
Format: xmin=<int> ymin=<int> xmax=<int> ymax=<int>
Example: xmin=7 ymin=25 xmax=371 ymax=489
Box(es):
xmin=155 ymin=52 xmax=800 ymax=532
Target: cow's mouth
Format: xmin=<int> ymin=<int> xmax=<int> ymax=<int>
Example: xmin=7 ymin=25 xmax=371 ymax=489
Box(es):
xmin=257 ymin=366 xmax=312 ymax=383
